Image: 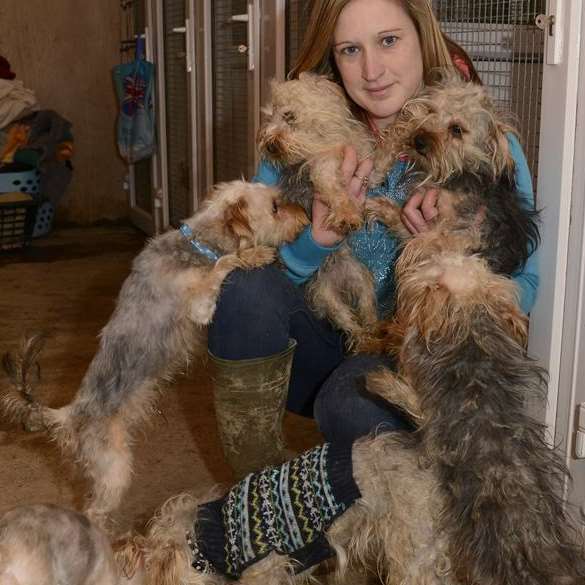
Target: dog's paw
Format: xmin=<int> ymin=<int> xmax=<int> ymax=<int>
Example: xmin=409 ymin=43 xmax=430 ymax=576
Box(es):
xmin=325 ymin=206 xmax=364 ymax=233
xmin=365 ymin=197 xmax=411 ymax=239
xmin=365 ymin=197 xmax=399 ymax=224
xmin=238 ymin=245 xmax=276 ymax=268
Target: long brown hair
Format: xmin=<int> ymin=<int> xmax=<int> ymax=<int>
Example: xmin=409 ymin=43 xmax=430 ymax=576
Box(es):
xmin=288 ymin=0 xmax=479 ymax=85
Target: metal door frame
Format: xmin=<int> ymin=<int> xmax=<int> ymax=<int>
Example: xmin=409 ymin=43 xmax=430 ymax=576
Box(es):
xmin=153 ymin=0 xmax=170 ymax=230
xmin=526 ymin=0 xmax=585 ymax=513
xmin=527 ymin=0 xmax=581 ymax=444
xmin=127 ymin=0 xmax=162 ymax=235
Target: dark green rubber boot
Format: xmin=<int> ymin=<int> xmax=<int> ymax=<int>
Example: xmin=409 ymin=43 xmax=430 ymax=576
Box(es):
xmin=208 ymin=339 xmax=297 ymax=479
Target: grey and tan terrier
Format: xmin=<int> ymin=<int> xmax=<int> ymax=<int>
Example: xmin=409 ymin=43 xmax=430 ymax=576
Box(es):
xmin=0 ymin=180 xmax=308 ymax=528
xmin=359 ymin=74 xmax=585 ymax=584
xmin=258 ymin=73 xmax=386 ymax=347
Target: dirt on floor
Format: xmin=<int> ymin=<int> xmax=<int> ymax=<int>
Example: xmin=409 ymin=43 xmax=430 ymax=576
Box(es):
xmin=0 ymin=224 xmax=323 ymax=533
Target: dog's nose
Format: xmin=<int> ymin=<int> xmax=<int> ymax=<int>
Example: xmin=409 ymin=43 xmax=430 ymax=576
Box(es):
xmin=265 ymin=139 xmax=281 ymax=157
xmin=414 ymin=134 xmax=429 ymax=155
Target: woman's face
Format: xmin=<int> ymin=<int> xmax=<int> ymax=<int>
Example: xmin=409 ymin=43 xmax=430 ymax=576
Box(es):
xmin=332 ymin=0 xmax=424 ymax=129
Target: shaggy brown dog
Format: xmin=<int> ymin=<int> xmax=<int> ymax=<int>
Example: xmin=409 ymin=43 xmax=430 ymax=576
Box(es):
xmin=361 ymin=221 xmax=585 ymax=585
xmin=0 ymin=180 xmax=308 ymax=528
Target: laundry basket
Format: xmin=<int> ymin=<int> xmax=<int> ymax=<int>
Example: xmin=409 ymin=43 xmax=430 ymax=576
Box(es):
xmin=0 ymin=162 xmax=41 ymax=197
xmin=0 ymin=192 xmax=38 ymax=251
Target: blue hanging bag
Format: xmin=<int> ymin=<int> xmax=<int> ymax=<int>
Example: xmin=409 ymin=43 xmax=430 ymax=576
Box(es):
xmin=112 ymin=37 xmax=156 ymax=163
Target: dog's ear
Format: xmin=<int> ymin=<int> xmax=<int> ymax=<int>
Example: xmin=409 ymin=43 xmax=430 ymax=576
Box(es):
xmin=301 ymin=72 xmax=346 ymax=101
xmin=427 ymin=67 xmax=447 ymax=86
xmin=486 ymin=117 xmax=516 ymax=180
xmin=318 ymin=77 xmax=346 ymax=100
xmin=427 ymin=66 xmax=464 ymax=88
xmin=224 ymin=198 xmax=253 ymax=246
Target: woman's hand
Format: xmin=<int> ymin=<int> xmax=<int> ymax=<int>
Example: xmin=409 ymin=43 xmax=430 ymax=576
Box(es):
xmin=401 ymin=187 xmax=439 ymax=234
xmin=311 ymin=145 xmax=374 ymax=247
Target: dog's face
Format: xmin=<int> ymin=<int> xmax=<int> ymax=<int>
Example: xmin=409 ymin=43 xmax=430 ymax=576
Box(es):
xmin=257 ymin=73 xmax=358 ymax=165
xmin=211 ymin=181 xmax=309 ymax=248
xmin=392 ymin=74 xmax=516 ymax=183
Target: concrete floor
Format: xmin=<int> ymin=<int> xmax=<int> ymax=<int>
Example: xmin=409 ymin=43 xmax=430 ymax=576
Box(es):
xmin=0 ymin=225 xmax=323 ymax=533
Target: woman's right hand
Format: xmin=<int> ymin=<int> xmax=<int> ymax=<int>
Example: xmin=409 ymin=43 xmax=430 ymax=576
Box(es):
xmin=311 ymin=145 xmax=373 ymax=247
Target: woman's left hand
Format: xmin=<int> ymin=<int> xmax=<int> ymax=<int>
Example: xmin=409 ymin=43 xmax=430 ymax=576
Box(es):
xmin=401 ymin=187 xmax=439 ymax=234
xmin=340 ymin=144 xmax=374 ymax=203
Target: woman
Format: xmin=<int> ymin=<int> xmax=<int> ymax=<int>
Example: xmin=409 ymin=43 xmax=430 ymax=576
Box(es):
xmin=207 ymin=0 xmax=539 ymax=478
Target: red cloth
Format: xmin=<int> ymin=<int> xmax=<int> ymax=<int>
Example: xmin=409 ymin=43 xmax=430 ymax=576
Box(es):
xmin=452 ymin=54 xmax=472 ymax=82
xmin=0 ymin=56 xmax=16 ymax=80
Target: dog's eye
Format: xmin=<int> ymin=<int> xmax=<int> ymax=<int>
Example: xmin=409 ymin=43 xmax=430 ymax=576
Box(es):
xmin=282 ymin=111 xmax=296 ymax=125
xmin=449 ymin=124 xmax=464 ymax=138
xmin=272 ymin=200 xmax=279 ymax=214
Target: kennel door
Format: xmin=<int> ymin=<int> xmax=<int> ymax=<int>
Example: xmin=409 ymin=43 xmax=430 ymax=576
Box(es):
xmin=208 ymin=1 xmax=284 ymax=183
xmin=154 ymin=0 xmax=200 ymax=227
xmin=211 ymin=0 xmax=259 ymax=182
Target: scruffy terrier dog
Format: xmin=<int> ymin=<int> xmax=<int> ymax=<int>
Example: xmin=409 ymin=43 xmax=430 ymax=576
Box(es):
xmin=258 ymin=73 xmax=382 ymax=345
xmin=0 ymin=503 xmax=142 ymax=585
xmin=258 ymin=72 xmax=380 ymax=232
xmin=114 ymin=439 xmax=450 ymax=585
xmin=367 ymin=71 xmax=540 ymax=275
xmin=0 ymin=180 xmax=308 ymax=527
xmin=359 ymin=74 xmax=585 ymax=584
xmin=359 ymin=223 xmax=585 ymax=585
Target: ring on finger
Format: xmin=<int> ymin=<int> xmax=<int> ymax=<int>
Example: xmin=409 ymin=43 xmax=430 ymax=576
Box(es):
xmin=353 ymin=174 xmax=369 ymax=187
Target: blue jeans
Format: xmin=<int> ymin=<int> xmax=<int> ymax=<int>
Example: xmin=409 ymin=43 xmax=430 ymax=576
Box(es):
xmin=208 ymin=265 xmax=411 ymax=443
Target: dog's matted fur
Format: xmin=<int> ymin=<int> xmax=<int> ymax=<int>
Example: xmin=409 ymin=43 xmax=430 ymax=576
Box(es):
xmin=0 ymin=503 xmax=141 ymax=585
xmin=0 ymin=180 xmax=308 ymax=526
xmin=258 ymin=73 xmax=385 ymax=345
xmin=358 ymin=74 xmax=585 ymax=584
xmin=361 ymin=226 xmax=585 ymax=585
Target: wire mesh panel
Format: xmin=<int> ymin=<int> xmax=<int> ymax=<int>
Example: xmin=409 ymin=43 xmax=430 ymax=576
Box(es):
xmin=163 ymin=0 xmax=191 ymax=226
xmin=433 ymin=0 xmax=545 ymax=192
xmin=286 ymin=0 xmax=311 ymax=75
xmin=212 ymin=0 xmax=251 ymax=182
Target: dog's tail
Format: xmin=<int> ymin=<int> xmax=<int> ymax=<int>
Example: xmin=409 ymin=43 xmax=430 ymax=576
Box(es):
xmin=400 ymin=255 xmax=585 ymax=584
xmin=1 ymin=332 xmax=67 ymax=432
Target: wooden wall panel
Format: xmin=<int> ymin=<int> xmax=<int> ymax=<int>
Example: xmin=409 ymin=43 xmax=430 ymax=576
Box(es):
xmin=0 ymin=1 xmax=128 ymax=224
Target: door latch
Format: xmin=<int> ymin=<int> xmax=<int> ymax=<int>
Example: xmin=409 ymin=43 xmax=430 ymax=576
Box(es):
xmin=535 ymin=0 xmax=563 ymax=65
xmin=535 ymin=13 xmax=554 ymax=36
